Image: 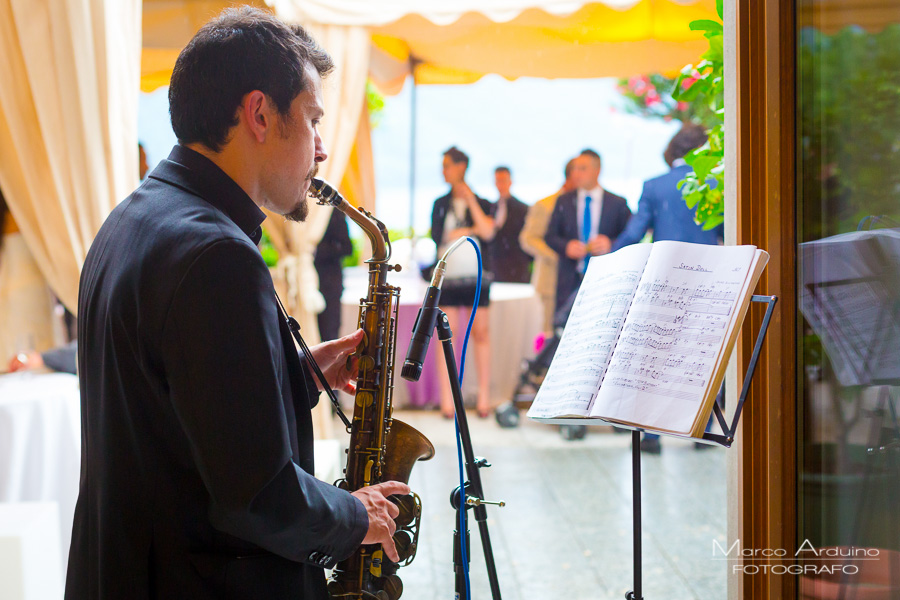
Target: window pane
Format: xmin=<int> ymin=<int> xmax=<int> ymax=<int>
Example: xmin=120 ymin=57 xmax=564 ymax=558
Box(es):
xmin=796 ymin=2 xmax=900 ymax=597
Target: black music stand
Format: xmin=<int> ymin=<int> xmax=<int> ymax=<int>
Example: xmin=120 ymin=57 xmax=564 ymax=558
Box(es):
xmin=620 ymin=294 xmax=777 ymax=599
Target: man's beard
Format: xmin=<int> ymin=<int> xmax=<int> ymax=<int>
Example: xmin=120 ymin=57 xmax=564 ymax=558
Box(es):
xmin=285 ymin=163 xmax=319 ymax=223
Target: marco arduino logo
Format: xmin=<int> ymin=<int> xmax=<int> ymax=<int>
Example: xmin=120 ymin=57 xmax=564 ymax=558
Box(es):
xmin=713 ymin=539 xmax=880 ymax=575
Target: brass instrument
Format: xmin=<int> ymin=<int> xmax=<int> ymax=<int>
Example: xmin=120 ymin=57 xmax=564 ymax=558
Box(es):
xmin=309 ymin=179 xmax=435 ymax=600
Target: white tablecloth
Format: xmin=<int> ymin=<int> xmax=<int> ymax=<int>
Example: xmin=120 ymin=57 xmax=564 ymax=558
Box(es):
xmin=0 ymin=372 xmax=81 ymax=575
xmin=340 ymin=267 xmax=543 ymax=408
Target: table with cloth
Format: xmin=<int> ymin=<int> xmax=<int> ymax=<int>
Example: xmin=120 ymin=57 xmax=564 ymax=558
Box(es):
xmin=0 ymin=371 xmax=81 ymax=578
xmin=339 ymin=267 xmax=543 ymax=409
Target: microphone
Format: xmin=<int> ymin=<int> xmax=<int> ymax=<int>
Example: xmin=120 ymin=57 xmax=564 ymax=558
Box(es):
xmin=400 ymin=255 xmax=452 ymax=382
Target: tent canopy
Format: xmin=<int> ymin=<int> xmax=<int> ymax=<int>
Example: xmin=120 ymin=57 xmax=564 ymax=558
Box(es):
xmin=143 ymin=0 xmax=716 ymax=92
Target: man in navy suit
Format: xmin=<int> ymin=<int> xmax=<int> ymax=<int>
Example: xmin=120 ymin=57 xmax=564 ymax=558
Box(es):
xmin=612 ymin=123 xmax=724 ymax=251
xmin=612 ymin=123 xmax=723 ymax=454
xmin=545 ymin=149 xmax=632 ymax=316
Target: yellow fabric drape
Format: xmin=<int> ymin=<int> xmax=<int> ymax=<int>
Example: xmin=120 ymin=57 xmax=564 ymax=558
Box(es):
xmin=0 ymin=0 xmax=142 ymax=313
xmin=266 ymin=0 xmax=715 ymax=89
xmin=340 ymin=103 xmax=377 ymax=214
xmin=141 ymin=0 xmax=268 ymax=92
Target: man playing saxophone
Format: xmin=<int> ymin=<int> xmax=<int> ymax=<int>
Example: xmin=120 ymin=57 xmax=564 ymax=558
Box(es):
xmin=66 ymin=8 xmax=407 ymax=600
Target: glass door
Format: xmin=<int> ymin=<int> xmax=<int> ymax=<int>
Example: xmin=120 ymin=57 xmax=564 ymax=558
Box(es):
xmin=796 ymin=1 xmax=900 ymax=597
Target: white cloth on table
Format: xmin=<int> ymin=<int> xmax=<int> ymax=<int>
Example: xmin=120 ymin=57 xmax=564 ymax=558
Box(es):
xmin=339 ymin=267 xmax=543 ymax=407
xmin=0 ymin=372 xmax=81 ymax=577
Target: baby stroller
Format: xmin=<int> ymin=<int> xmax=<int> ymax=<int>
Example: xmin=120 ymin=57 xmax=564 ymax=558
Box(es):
xmin=495 ymin=291 xmax=587 ymax=440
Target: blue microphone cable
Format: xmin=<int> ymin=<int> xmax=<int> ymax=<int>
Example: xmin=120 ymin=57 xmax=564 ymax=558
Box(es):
xmin=455 ymin=236 xmax=483 ymax=600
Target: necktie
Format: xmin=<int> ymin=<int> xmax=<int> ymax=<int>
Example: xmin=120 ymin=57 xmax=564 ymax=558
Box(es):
xmin=581 ymin=195 xmax=592 ymax=274
xmin=582 ymin=195 xmax=592 ymax=243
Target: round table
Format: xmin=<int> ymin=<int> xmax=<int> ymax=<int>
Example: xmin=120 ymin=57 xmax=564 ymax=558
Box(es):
xmin=0 ymin=371 xmax=81 ymax=575
xmin=339 ymin=267 xmax=543 ymax=409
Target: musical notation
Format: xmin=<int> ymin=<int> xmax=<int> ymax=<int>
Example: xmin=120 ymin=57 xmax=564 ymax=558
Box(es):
xmin=590 ymin=241 xmax=760 ymax=433
xmin=528 ymin=244 xmax=655 ymax=418
xmin=529 ymin=240 xmax=764 ymax=436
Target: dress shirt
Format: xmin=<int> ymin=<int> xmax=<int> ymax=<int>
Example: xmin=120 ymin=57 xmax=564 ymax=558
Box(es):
xmin=576 ymin=185 xmax=604 ymax=239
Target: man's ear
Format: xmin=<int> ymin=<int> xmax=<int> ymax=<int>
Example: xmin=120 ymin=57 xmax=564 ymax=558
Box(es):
xmin=241 ymin=90 xmax=269 ymax=144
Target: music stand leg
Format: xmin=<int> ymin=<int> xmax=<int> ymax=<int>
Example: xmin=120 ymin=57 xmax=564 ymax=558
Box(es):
xmin=436 ymin=311 xmax=503 ymax=600
xmin=627 ymin=430 xmax=643 ymax=600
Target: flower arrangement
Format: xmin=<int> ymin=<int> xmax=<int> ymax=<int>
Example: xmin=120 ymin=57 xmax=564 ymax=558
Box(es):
xmin=616 ymin=73 xmax=697 ymax=123
xmin=615 ymin=0 xmax=725 ymax=231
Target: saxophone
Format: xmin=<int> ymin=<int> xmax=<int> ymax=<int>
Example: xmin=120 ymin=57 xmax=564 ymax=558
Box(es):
xmin=309 ymin=179 xmax=435 ymax=600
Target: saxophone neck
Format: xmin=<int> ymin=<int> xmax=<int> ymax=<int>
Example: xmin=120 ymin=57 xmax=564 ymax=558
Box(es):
xmin=309 ymin=178 xmax=389 ymax=262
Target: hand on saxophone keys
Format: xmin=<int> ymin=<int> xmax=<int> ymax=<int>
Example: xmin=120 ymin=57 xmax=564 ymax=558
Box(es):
xmin=351 ymin=481 xmax=411 ymax=563
xmin=307 ymin=328 xmax=365 ymax=394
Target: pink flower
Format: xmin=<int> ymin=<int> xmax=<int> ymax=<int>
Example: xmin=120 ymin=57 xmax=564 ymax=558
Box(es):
xmin=682 ymin=76 xmax=698 ymax=90
xmin=677 ymin=101 xmax=689 ymax=111
xmin=533 ymin=333 xmax=547 ymax=353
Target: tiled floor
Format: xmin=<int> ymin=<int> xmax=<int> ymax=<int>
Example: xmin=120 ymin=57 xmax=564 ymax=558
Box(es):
xmin=334 ymin=408 xmax=729 ymax=600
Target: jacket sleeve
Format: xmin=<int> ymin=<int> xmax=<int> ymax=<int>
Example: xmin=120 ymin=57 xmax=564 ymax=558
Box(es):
xmin=519 ymin=198 xmax=557 ymax=261
xmin=430 ymin=197 xmax=444 ymax=247
xmin=611 ymin=197 xmax=633 ymax=242
xmin=161 ymin=238 xmax=367 ymax=568
xmin=544 ymin=196 xmax=570 ymax=256
xmin=612 ymin=184 xmax=653 ymax=251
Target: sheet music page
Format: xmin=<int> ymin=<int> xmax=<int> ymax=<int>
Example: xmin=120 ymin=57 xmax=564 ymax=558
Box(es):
xmin=527 ymin=243 xmax=652 ymax=418
xmin=589 ymin=241 xmax=757 ymax=433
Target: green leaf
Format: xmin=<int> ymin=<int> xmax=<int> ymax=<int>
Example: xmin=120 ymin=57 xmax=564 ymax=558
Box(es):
xmin=716 ymin=0 xmax=724 ymax=20
xmin=690 ymin=19 xmax=724 ymax=35
xmin=701 ymin=36 xmax=724 ymax=63
xmin=260 ymin=247 xmax=280 ymax=268
xmin=701 ymin=213 xmax=725 ymax=230
xmin=690 ymin=155 xmax=722 ymax=183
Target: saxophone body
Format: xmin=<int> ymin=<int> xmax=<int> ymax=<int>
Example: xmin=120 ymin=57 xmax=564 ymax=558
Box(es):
xmin=309 ymin=179 xmax=435 ymax=600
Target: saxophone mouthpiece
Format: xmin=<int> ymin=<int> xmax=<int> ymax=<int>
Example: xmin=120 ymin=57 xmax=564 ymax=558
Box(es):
xmin=309 ymin=177 xmax=341 ymax=206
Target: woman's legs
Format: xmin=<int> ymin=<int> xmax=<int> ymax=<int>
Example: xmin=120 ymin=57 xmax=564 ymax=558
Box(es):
xmin=437 ymin=306 xmax=459 ymax=418
xmin=470 ymin=307 xmax=492 ymax=417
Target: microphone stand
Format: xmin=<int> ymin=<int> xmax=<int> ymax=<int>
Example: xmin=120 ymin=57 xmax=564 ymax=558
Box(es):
xmin=435 ymin=310 xmax=504 ymax=600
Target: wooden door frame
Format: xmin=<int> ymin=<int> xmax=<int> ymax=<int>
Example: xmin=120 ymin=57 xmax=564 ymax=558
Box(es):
xmin=730 ymin=0 xmax=798 ymax=598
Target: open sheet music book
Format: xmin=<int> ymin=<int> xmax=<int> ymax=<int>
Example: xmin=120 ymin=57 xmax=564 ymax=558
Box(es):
xmin=527 ymin=241 xmax=769 ymax=438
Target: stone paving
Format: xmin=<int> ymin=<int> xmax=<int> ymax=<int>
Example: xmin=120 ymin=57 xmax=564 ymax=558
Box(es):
xmin=336 ymin=408 xmax=729 ymax=600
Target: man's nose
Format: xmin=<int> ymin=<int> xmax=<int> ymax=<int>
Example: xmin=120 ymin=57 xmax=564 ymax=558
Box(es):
xmin=315 ymin=133 xmax=328 ymax=163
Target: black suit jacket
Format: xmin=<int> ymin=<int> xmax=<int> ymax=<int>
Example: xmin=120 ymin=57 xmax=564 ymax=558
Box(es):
xmin=66 ymin=145 xmax=367 ymax=600
xmin=544 ymin=189 xmax=632 ymax=312
xmin=488 ymin=196 xmax=532 ymax=284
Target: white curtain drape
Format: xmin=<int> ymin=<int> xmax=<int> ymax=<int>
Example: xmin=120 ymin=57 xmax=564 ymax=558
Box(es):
xmin=263 ymin=22 xmax=370 ymax=334
xmin=260 ymin=22 xmax=370 ymax=439
xmin=0 ymin=0 xmax=142 ymax=313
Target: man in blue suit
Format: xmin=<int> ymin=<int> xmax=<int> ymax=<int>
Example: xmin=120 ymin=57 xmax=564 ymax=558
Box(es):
xmin=612 ymin=123 xmax=723 ymax=251
xmin=545 ymin=149 xmax=632 ymax=317
xmin=612 ymin=123 xmax=723 ymax=454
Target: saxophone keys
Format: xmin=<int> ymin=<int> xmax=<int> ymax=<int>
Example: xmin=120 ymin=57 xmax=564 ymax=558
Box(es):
xmin=358 ymin=355 xmax=376 ymax=373
xmin=356 ymin=391 xmax=374 ymax=408
xmin=392 ymin=529 xmax=414 ymax=561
